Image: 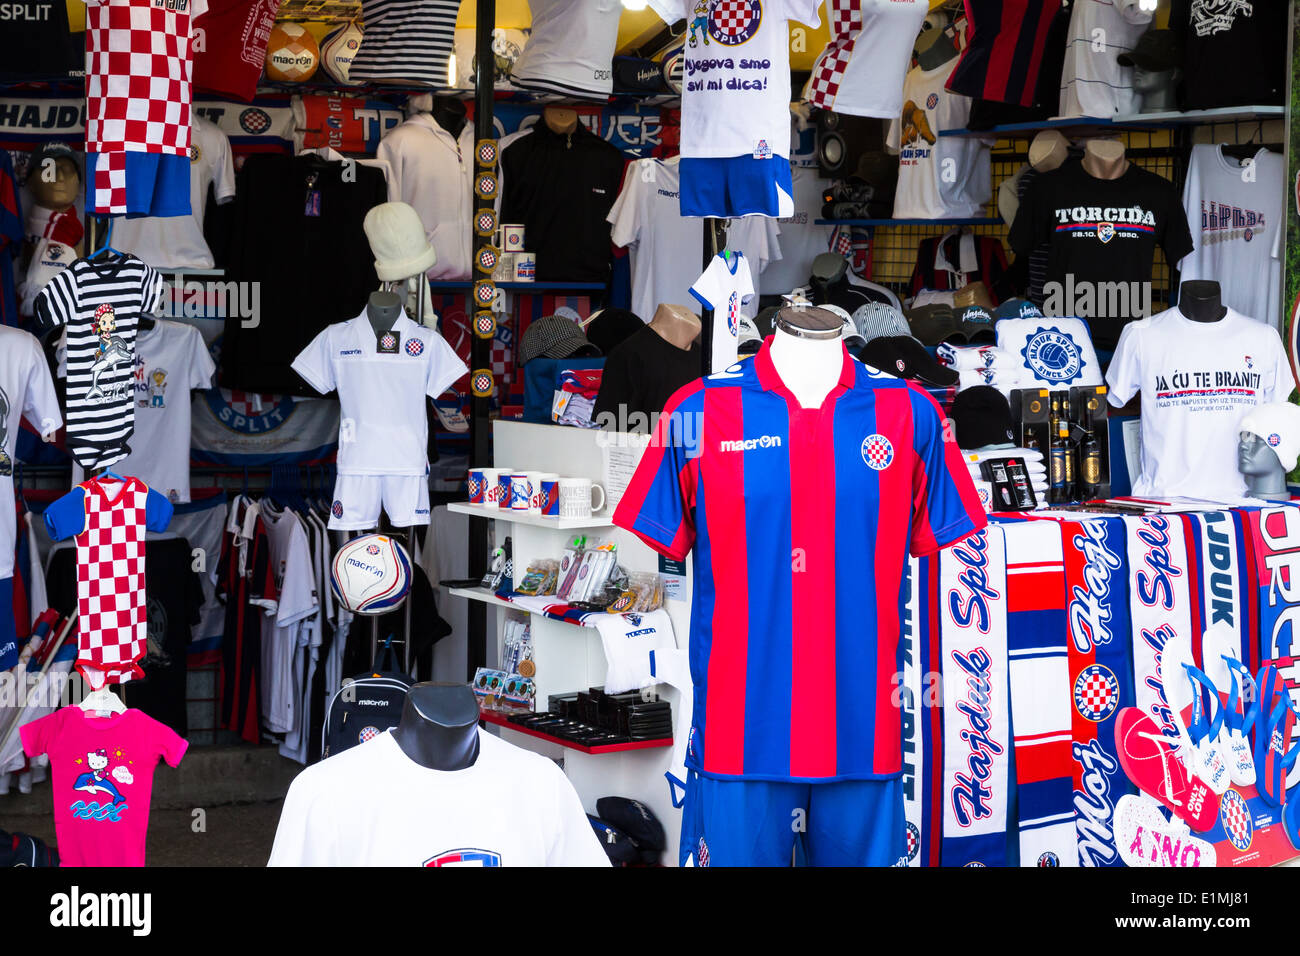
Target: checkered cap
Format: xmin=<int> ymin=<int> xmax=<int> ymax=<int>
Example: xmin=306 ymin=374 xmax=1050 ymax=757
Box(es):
xmin=518 ymin=315 xmax=601 ymax=366
xmin=853 ymin=301 xmax=911 ymax=344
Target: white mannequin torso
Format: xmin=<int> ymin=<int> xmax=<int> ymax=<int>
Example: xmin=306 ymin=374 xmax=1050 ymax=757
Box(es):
xmin=769 ymin=327 xmax=843 ymax=409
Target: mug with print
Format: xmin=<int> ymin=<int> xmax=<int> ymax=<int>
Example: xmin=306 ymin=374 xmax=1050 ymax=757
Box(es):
xmin=558 ymin=477 xmax=606 ymax=520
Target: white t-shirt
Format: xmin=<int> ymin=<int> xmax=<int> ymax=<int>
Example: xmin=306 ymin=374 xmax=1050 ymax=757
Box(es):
xmin=376 ymin=114 xmax=474 ymax=281
xmin=0 ymin=326 xmax=61 ymax=580
xmin=1179 ymin=144 xmax=1284 ymax=327
xmin=692 ymin=252 xmax=756 ymax=373
xmin=510 ymin=0 xmax=622 ymax=98
xmin=268 ymin=728 xmax=610 ymax=867
xmin=1058 ymin=0 xmax=1153 ymax=118
xmin=109 ymin=115 xmax=236 ymax=271
xmin=804 ymin=0 xmax=928 ymax=118
xmin=648 ymin=0 xmax=821 ymax=161
xmin=1105 ymin=307 xmax=1293 ymax=501
xmin=887 ymin=63 xmax=991 ymax=220
xmin=759 ymin=165 xmax=831 ymax=295
xmin=68 ymin=320 xmax=215 ymax=502
xmin=607 ymin=156 xmax=778 ymax=323
xmin=259 ymin=504 xmax=319 ymax=737
xmin=292 ymin=312 xmax=466 ymax=477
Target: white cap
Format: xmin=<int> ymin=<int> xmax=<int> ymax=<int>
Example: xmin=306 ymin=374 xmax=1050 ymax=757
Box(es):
xmin=364 ymin=201 xmax=437 ymax=281
xmin=820 ymin=303 xmax=865 ymax=348
xmin=1240 ymin=402 xmax=1300 ymax=471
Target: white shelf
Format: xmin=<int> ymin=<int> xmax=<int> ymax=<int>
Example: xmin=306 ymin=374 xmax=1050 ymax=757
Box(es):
xmin=446 ymin=501 xmax=615 ymax=530
xmin=446 ymin=586 xmax=587 ymax=627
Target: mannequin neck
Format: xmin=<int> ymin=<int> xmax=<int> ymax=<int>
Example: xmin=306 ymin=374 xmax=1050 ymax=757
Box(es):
xmin=368 ymin=291 xmax=403 ymax=334
xmin=1136 ymin=71 xmax=1180 ymax=113
xmin=543 ymin=106 xmax=579 ymax=135
xmin=390 ymin=683 xmax=481 ymax=771
xmin=429 ymin=96 xmax=467 ymax=138
xmin=769 ymin=328 xmax=843 ymax=410
xmin=648 ymin=303 xmax=701 ymax=351
xmin=1028 ymin=131 xmax=1070 ymax=172
xmin=1179 ymin=281 xmax=1227 ymax=323
xmin=1082 ymin=140 xmax=1129 ymax=180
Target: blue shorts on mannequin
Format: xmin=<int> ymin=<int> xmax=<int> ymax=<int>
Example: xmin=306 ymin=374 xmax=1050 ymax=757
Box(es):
xmin=680 ymin=771 xmax=906 ymax=866
xmin=679 ymin=155 xmax=794 ymax=219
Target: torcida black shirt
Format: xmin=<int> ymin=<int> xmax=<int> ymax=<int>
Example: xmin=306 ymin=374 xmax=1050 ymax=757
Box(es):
xmin=500 ymin=121 xmax=626 ymax=283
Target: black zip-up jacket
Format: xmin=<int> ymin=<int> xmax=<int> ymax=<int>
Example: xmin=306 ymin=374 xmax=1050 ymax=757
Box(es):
xmin=500 ymin=121 xmax=626 ymax=284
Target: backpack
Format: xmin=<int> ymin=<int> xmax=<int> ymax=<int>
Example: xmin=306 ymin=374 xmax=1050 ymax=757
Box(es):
xmin=321 ymin=640 xmax=411 ymax=760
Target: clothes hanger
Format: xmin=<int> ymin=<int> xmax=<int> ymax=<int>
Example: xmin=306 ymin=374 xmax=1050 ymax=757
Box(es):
xmin=88 ymin=217 xmax=125 ymax=261
xmin=80 ymin=682 xmax=127 ymax=716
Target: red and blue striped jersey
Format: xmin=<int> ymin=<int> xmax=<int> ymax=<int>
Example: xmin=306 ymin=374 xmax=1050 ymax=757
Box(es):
xmin=613 ymin=339 xmax=986 ymax=781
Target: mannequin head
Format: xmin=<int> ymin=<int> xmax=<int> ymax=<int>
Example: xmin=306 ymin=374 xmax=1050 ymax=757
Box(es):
xmin=1238 ymin=431 xmax=1283 ymax=477
xmin=26 ymin=142 xmax=80 ymax=211
xmin=1131 ymin=66 xmax=1181 ymax=113
xmin=1238 ymin=402 xmax=1300 ymax=500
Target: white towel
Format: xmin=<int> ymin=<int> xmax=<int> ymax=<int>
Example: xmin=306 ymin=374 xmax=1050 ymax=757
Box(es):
xmin=937 ymin=343 xmax=1018 ymax=372
xmin=958 ymin=367 xmax=1020 ymax=392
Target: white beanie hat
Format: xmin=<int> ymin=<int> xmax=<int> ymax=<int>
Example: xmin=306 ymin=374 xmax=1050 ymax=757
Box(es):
xmin=1240 ymin=402 xmax=1300 ymax=471
xmin=364 ymin=201 xmax=437 ymax=281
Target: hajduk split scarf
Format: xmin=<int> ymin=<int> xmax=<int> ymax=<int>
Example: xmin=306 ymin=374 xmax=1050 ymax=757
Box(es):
xmin=1060 ymin=515 xmax=1134 ymax=867
xmin=901 ymin=555 xmax=943 ymax=866
xmin=939 ymin=527 xmax=1011 ymax=867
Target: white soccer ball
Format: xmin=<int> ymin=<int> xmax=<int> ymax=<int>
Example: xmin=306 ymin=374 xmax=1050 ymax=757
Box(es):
xmin=331 ymin=534 xmax=411 ymax=615
xmin=320 ymin=21 xmax=364 ymax=86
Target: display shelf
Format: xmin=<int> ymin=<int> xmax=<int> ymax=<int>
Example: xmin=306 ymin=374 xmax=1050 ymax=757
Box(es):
xmin=426 ymin=280 xmax=608 ymax=291
xmin=480 ymin=710 xmax=672 ymax=754
xmin=446 ymin=586 xmax=589 ymax=627
xmin=938 ymin=105 xmax=1285 ymax=138
xmin=447 ymin=501 xmax=615 ymax=529
xmin=815 ymin=217 xmax=1003 ymax=227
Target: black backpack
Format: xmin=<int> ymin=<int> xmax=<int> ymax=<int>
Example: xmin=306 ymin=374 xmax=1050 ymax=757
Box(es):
xmin=321 ymin=640 xmax=411 ymax=760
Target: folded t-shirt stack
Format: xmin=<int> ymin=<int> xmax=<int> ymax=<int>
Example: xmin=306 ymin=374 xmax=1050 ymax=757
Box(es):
xmin=939 ymin=342 xmax=1022 ymax=393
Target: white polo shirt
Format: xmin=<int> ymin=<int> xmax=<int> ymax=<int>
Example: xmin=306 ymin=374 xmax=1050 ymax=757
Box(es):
xmin=291 ymin=311 xmax=466 ymax=476
xmin=510 ymin=0 xmax=622 ymax=98
xmin=376 ymin=113 xmax=474 ymax=280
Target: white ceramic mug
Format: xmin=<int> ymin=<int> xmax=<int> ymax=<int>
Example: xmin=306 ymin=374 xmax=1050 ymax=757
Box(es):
xmin=487 ymin=467 xmax=513 ymax=509
xmin=531 ymin=473 xmax=558 ymax=515
xmin=513 ymin=253 xmax=536 ymax=282
xmin=559 ymin=477 xmax=606 ymax=519
xmin=501 ymin=224 xmax=526 ymax=252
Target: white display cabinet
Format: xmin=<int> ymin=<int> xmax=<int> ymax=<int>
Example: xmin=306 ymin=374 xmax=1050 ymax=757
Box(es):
xmin=446 ymin=420 xmax=693 ymax=865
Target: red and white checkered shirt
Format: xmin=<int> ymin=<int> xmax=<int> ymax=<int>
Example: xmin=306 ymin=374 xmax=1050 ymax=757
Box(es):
xmin=45 ymin=476 xmax=174 ymax=688
xmin=84 ymin=0 xmax=208 ymax=206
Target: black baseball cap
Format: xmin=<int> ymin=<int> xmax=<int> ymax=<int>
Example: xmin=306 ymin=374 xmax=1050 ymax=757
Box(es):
xmin=861 ymin=335 xmax=959 ymax=388
xmin=596 ymin=796 xmax=665 ymax=852
xmin=951 ymin=386 xmax=1016 ymax=450
xmin=1118 ymin=29 xmax=1181 ymax=72
xmin=957 ymin=305 xmax=996 ymax=344
xmin=26 ymin=141 xmax=81 ymax=182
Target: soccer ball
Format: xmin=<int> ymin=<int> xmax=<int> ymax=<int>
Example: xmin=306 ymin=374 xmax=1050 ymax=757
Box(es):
xmin=320 ymin=21 xmax=364 ymax=86
xmin=265 ymin=22 xmax=320 ymax=83
xmin=331 ymin=534 xmax=412 ymax=615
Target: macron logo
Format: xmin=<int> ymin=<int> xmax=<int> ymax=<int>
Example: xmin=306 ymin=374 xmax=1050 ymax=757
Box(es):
xmin=719 ymin=435 xmax=782 ymax=452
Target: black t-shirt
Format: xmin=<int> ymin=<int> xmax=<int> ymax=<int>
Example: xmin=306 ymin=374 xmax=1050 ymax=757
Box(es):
xmin=501 ymin=123 xmax=625 ymax=283
xmin=1008 ymin=159 xmax=1194 ymax=349
xmin=593 ymin=324 xmax=702 ymax=431
xmin=0 ymin=1 xmax=83 ymax=79
xmin=1172 ymin=0 xmax=1286 ymax=109
xmin=219 ymin=154 xmax=386 ymax=395
xmin=48 ymin=536 xmax=203 ymax=735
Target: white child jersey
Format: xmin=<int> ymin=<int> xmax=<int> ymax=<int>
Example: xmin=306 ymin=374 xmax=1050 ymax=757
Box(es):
xmin=258 ymin=503 xmax=318 ymax=737
xmin=1106 ymin=307 xmax=1293 ymax=501
xmin=291 ymin=311 xmax=466 ymax=477
xmin=1179 ymin=144 xmax=1284 ymax=328
xmin=608 ymin=156 xmax=779 ymax=323
xmin=649 ymin=0 xmax=821 ymax=161
xmin=510 ymin=0 xmax=622 ymax=98
xmin=68 ymin=320 xmax=215 ymax=502
xmin=692 ymin=252 xmax=755 ymax=373
xmin=759 ymin=164 xmax=832 ymax=295
xmin=376 ymin=114 xmax=475 ymax=281
xmin=268 ymin=728 xmax=610 ymax=866
xmin=804 ymin=0 xmax=928 ymax=118
xmin=108 ymin=115 xmax=236 ymax=271
xmin=1058 ymin=0 xmax=1152 ymax=118
xmin=887 ymin=63 xmax=992 ymax=220
xmin=0 ymin=326 xmax=62 ymax=580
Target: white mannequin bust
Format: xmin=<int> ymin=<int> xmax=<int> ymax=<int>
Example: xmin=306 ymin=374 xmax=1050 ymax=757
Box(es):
xmin=768 ymin=307 xmax=844 ymax=409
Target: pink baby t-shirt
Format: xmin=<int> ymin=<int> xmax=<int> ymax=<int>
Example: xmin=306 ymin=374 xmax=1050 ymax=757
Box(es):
xmin=21 ymin=707 xmax=188 ymax=866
